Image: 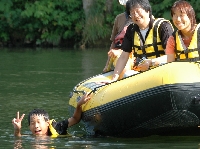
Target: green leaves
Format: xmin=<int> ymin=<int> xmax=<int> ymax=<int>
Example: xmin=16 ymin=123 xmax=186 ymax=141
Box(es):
xmin=0 ymin=0 xmax=200 ymax=47
xmin=0 ymin=0 xmax=84 ymax=47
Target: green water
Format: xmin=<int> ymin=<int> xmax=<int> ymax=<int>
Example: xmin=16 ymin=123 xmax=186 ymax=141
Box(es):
xmin=0 ymin=48 xmax=200 ymax=148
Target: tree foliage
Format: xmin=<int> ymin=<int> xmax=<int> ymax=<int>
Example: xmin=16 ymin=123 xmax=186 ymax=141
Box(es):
xmin=81 ymin=0 xmax=124 ymax=47
xmin=0 ymin=0 xmax=84 ymax=47
xmin=150 ymin=0 xmax=200 ymax=23
xmin=0 ymin=0 xmax=200 ymax=48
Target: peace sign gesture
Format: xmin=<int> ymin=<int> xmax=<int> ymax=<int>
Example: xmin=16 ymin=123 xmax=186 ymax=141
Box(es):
xmin=12 ymin=111 xmax=25 ymax=135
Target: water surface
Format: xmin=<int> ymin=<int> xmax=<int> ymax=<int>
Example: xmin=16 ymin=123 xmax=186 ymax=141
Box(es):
xmin=0 ymin=48 xmax=200 ymax=148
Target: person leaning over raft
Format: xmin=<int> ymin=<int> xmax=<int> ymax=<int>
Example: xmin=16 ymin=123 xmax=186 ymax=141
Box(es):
xmin=165 ymin=0 xmax=200 ymax=62
xmin=12 ymin=93 xmax=91 ymax=137
xmin=103 ymin=0 xmax=133 ymax=75
xmin=109 ymin=0 xmax=174 ymax=81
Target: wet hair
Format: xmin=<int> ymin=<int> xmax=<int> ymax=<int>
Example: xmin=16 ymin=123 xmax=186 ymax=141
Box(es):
xmin=171 ymin=0 xmax=196 ymax=32
xmin=129 ymin=0 xmax=153 ymax=26
xmin=28 ymin=109 xmax=49 ymax=125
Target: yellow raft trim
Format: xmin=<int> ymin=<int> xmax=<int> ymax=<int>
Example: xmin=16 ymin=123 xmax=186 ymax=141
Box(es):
xmin=69 ymin=62 xmax=200 ymax=112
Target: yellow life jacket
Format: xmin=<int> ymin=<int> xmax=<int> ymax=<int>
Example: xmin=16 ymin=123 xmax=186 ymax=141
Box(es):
xmin=132 ymin=18 xmax=173 ymax=59
xmin=49 ymin=119 xmax=71 ymax=138
xmin=49 ymin=119 xmax=60 ymax=137
xmin=173 ymin=23 xmax=200 ymax=61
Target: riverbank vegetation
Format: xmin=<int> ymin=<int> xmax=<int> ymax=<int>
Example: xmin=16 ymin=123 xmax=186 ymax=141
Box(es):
xmin=0 ymin=0 xmax=199 ymax=49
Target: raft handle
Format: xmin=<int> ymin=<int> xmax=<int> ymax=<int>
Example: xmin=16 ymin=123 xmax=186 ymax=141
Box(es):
xmin=73 ymin=89 xmax=86 ymax=95
xmin=73 ymin=83 xmax=98 ymax=96
xmin=73 ymin=89 xmax=94 ymax=96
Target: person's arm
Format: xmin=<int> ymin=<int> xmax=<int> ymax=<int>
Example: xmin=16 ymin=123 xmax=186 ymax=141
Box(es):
xmin=111 ymin=24 xmax=133 ymax=81
xmin=138 ymin=55 xmax=167 ymax=68
xmin=154 ymin=21 xmax=174 ymax=65
xmin=103 ymin=58 xmax=111 ymax=72
xmin=150 ymin=21 xmax=174 ymax=66
xmin=167 ymin=54 xmax=175 ymax=62
xmin=103 ymin=15 xmax=118 ymax=72
xmin=138 ymin=22 xmax=175 ymax=71
xmin=159 ymin=21 xmax=174 ymax=49
xmin=112 ymin=51 xmax=130 ymax=81
xmin=103 ymin=48 xmax=123 ymax=73
xmin=12 ymin=111 xmax=25 ymax=137
xmin=165 ymin=36 xmax=176 ymax=62
xmin=151 ymin=36 xmax=175 ymax=65
xmin=144 ymin=36 xmax=176 ymax=67
xmin=109 ymin=15 xmax=120 ymax=49
xmin=110 ymin=41 xmax=115 ymax=50
xmin=108 ymin=49 xmax=123 ymax=57
xmin=68 ymin=93 xmax=91 ymax=127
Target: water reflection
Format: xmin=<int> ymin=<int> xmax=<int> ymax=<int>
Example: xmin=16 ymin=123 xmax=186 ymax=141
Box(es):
xmin=1 ymin=48 xmax=200 ymax=148
xmin=14 ymin=136 xmax=52 ymax=149
xmin=31 ymin=136 xmax=52 ymax=149
xmin=10 ymin=134 xmax=200 ymax=149
xmin=14 ymin=139 xmax=23 ymax=149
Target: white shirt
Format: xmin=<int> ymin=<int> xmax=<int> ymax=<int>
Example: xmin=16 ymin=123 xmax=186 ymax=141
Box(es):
xmin=139 ymin=27 xmax=149 ymax=40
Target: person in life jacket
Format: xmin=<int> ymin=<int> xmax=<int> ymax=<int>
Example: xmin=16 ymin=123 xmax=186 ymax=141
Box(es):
xmin=12 ymin=93 xmax=91 ymax=137
xmin=104 ymin=0 xmax=174 ymax=82
xmin=103 ymin=0 xmax=134 ymax=76
xmin=165 ymin=0 xmax=200 ymax=62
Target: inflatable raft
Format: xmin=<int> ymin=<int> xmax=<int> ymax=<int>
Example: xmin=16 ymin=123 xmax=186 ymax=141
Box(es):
xmin=69 ymin=61 xmax=200 ymax=137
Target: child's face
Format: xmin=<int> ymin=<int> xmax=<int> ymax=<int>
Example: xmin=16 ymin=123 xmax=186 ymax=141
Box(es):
xmin=29 ymin=114 xmax=49 ymax=136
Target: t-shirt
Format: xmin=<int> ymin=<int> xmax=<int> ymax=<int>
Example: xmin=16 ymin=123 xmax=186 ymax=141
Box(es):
xmin=140 ymin=27 xmax=149 ymax=41
xmin=165 ymin=35 xmax=192 ymax=54
xmin=121 ymin=20 xmax=174 ymax=53
xmin=47 ymin=119 xmax=69 ymax=136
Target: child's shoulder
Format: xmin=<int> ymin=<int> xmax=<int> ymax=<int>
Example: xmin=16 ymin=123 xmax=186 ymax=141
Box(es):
xmin=48 ymin=119 xmax=69 ymax=136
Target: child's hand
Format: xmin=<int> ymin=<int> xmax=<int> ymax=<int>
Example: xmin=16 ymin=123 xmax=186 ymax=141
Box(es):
xmin=12 ymin=111 xmax=25 ymax=130
xmin=77 ymin=93 xmax=91 ymax=107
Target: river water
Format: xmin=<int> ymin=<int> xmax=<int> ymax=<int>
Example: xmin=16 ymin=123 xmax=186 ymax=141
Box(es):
xmin=0 ymin=48 xmax=200 ymax=148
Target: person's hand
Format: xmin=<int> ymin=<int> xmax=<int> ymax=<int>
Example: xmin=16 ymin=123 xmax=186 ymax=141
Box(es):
xmin=103 ymin=65 xmax=109 ymax=72
xmin=97 ymin=73 xmax=119 ymax=84
xmin=77 ymin=93 xmax=91 ymax=107
xmin=12 ymin=111 xmax=25 ymax=130
xmin=137 ymin=59 xmax=152 ymax=71
xmin=97 ymin=80 xmax=112 ymax=85
xmin=108 ymin=49 xmax=121 ymax=57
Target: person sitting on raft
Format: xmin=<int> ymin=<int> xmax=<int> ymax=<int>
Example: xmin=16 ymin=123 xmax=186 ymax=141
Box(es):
xmin=110 ymin=0 xmax=174 ymax=81
xmin=103 ymin=0 xmax=134 ymax=78
xmin=145 ymin=0 xmax=200 ymax=66
xmin=165 ymin=0 xmax=200 ymax=63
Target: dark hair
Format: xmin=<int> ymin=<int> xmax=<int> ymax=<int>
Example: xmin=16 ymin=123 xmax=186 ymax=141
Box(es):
xmin=28 ymin=109 xmax=49 ymax=125
xmin=129 ymin=0 xmax=153 ymax=26
xmin=129 ymin=0 xmax=152 ymax=16
xmin=171 ymin=0 xmax=196 ymax=32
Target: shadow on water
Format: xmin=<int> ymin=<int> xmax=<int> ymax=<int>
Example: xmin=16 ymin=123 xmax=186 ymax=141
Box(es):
xmin=1 ymin=48 xmax=200 ymax=148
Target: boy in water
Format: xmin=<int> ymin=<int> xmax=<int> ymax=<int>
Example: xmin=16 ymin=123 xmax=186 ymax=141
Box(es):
xmin=12 ymin=93 xmax=91 ymax=137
